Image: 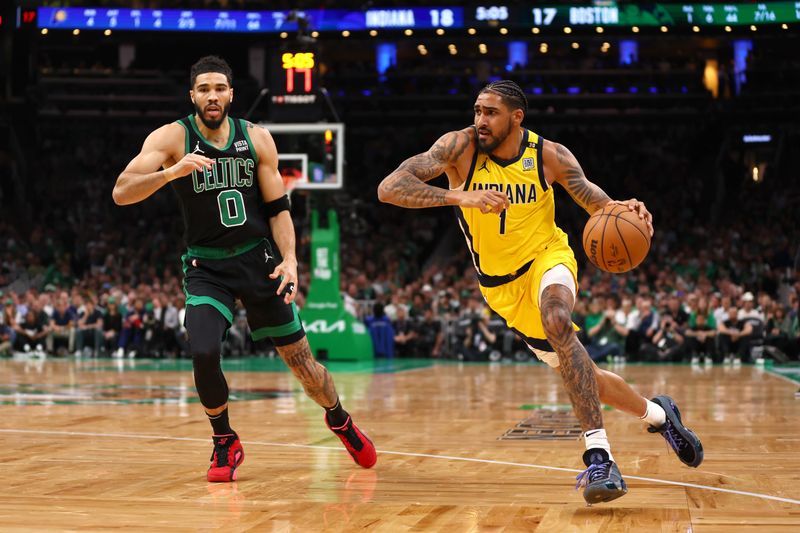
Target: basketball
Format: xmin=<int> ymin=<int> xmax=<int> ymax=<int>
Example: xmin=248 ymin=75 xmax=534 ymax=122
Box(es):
xmin=582 ymin=204 xmax=651 ymax=273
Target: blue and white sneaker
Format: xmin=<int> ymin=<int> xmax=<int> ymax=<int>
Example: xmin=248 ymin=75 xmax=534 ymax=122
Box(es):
xmin=648 ymin=395 xmax=704 ymax=468
xmin=575 ymin=448 xmax=628 ymax=504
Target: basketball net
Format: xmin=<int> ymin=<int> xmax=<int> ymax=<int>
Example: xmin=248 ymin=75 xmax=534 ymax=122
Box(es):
xmin=282 ymin=171 xmax=302 ymax=197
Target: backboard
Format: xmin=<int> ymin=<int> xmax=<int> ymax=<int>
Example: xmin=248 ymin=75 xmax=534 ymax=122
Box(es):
xmin=258 ymin=123 xmax=344 ymax=191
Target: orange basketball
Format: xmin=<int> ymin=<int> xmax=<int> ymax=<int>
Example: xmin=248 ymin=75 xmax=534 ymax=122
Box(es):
xmin=582 ymin=203 xmax=651 ymax=273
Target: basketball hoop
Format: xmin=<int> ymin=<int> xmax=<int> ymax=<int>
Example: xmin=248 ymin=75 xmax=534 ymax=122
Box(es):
xmin=281 ymin=170 xmax=303 ymax=196
xmin=264 ymin=123 xmax=344 ymax=191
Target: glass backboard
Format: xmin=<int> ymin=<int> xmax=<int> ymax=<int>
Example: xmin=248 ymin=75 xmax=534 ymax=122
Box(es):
xmin=258 ymin=123 xmax=344 ymax=191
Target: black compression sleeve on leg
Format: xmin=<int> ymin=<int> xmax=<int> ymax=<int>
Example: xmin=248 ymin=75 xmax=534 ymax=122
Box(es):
xmin=186 ymin=304 xmax=229 ymax=409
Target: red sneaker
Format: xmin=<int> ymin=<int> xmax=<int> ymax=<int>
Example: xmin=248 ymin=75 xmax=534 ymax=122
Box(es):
xmin=326 ymin=415 xmax=377 ymax=469
xmin=207 ymin=433 xmax=245 ymax=482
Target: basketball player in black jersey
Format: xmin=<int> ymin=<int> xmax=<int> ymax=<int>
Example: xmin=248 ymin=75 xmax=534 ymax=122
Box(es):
xmin=113 ymin=56 xmax=376 ymax=482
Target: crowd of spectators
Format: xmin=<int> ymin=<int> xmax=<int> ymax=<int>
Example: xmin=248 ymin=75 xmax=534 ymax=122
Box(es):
xmin=4 ymin=225 xmax=796 ymax=363
xmin=353 ymin=221 xmax=800 ymax=364
xmin=0 ymin=285 xmax=187 ymax=358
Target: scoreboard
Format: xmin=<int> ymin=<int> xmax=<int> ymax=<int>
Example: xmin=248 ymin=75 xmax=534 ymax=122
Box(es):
xmin=469 ymin=2 xmax=800 ymax=27
xmin=37 ymin=3 xmax=798 ymax=33
xmin=36 ymin=7 xmax=462 ymax=33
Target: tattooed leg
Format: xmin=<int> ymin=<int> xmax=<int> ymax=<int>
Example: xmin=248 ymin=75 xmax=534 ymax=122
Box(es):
xmin=593 ymin=364 xmax=648 ymax=417
xmin=545 ymin=348 xmax=649 ymax=417
xmin=540 ymin=284 xmax=603 ymax=431
xmin=276 ymin=336 xmax=338 ymax=408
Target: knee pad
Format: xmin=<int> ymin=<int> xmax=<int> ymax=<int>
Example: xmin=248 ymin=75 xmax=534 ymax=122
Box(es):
xmin=538 ymin=264 xmax=576 ymax=303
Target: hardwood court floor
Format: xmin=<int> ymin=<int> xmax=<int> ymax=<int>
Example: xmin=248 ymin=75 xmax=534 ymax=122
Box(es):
xmin=0 ymin=357 xmax=798 ymax=532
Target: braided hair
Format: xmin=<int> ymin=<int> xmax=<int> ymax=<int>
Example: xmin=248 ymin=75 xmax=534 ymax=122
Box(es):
xmin=479 ymin=80 xmax=528 ymax=115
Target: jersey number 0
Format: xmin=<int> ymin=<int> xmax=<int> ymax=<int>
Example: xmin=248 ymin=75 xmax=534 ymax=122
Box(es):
xmin=217 ymin=190 xmax=247 ymax=227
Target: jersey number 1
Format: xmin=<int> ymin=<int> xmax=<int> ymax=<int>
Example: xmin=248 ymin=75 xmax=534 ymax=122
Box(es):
xmin=217 ymin=190 xmax=247 ymax=227
xmin=499 ymin=208 xmax=507 ymax=235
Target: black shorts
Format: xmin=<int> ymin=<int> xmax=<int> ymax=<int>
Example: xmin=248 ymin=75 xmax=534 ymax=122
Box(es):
xmin=181 ymin=237 xmax=304 ymax=345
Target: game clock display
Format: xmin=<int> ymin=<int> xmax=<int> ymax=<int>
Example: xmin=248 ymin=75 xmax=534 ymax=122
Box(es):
xmin=468 ymin=2 xmax=800 ymax=27
xmin=269 ymin=48 xmax=322 ymax=123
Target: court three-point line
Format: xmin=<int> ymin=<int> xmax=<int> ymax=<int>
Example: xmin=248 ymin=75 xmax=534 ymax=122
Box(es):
xmin=2 ymin=428 xmax=799 ymax=506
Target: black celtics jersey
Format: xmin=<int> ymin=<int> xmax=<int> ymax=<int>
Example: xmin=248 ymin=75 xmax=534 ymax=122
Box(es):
xmin=172 ymin=115 xmax=269 ymax=248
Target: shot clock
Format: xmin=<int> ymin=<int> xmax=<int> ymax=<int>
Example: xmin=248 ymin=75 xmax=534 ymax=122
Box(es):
xmin=269 ymin=46 xmax=322 ymax=122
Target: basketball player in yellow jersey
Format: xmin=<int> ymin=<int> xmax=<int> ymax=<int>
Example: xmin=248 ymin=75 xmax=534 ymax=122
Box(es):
xmin=378 ymin=80 xmax=703 ymax=504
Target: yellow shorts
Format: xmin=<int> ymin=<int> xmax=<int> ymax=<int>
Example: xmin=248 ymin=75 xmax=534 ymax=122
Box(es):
xmin=478 ymin=241 xmax=578 ymax=351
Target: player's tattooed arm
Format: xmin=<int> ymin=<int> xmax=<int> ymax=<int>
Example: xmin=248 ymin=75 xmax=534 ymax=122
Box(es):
xmin=276 ymin=337 xmax=339 ymax=408
xmin=545 ymin=142 xmax=611 ymax=214
xmin=377 ymin=130 xmax=471 ymax=208
xmin=540 ymin=284 xmax=604 ymax=430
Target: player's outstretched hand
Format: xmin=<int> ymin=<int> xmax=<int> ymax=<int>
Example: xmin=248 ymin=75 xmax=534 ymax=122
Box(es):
xmin=165 ymin=153 xmax=214 ymax=181
xmin=607 ymin=198 xmax=654 ymax=236
xmin=457 ymin=189 xmax=510 ymax=214
xmin=270 ymin=258 xmax=299 ymax=304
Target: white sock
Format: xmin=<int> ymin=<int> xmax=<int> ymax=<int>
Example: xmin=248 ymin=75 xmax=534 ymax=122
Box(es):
xmin=584 ymin=429 xmax=614 ymax=462
xmin=640 ymin=399 xmax=667 ymax=428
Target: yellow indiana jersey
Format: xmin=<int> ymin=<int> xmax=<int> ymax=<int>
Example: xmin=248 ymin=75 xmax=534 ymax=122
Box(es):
xmin=455 ymin=128 xmax=571 ymax=277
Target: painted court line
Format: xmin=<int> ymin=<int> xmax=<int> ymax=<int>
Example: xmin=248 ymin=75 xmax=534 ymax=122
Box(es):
xmin=2 ymin=428 xmax=798 ymax=506
xmin=765 ymin=368 xmax=800 ymax=386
